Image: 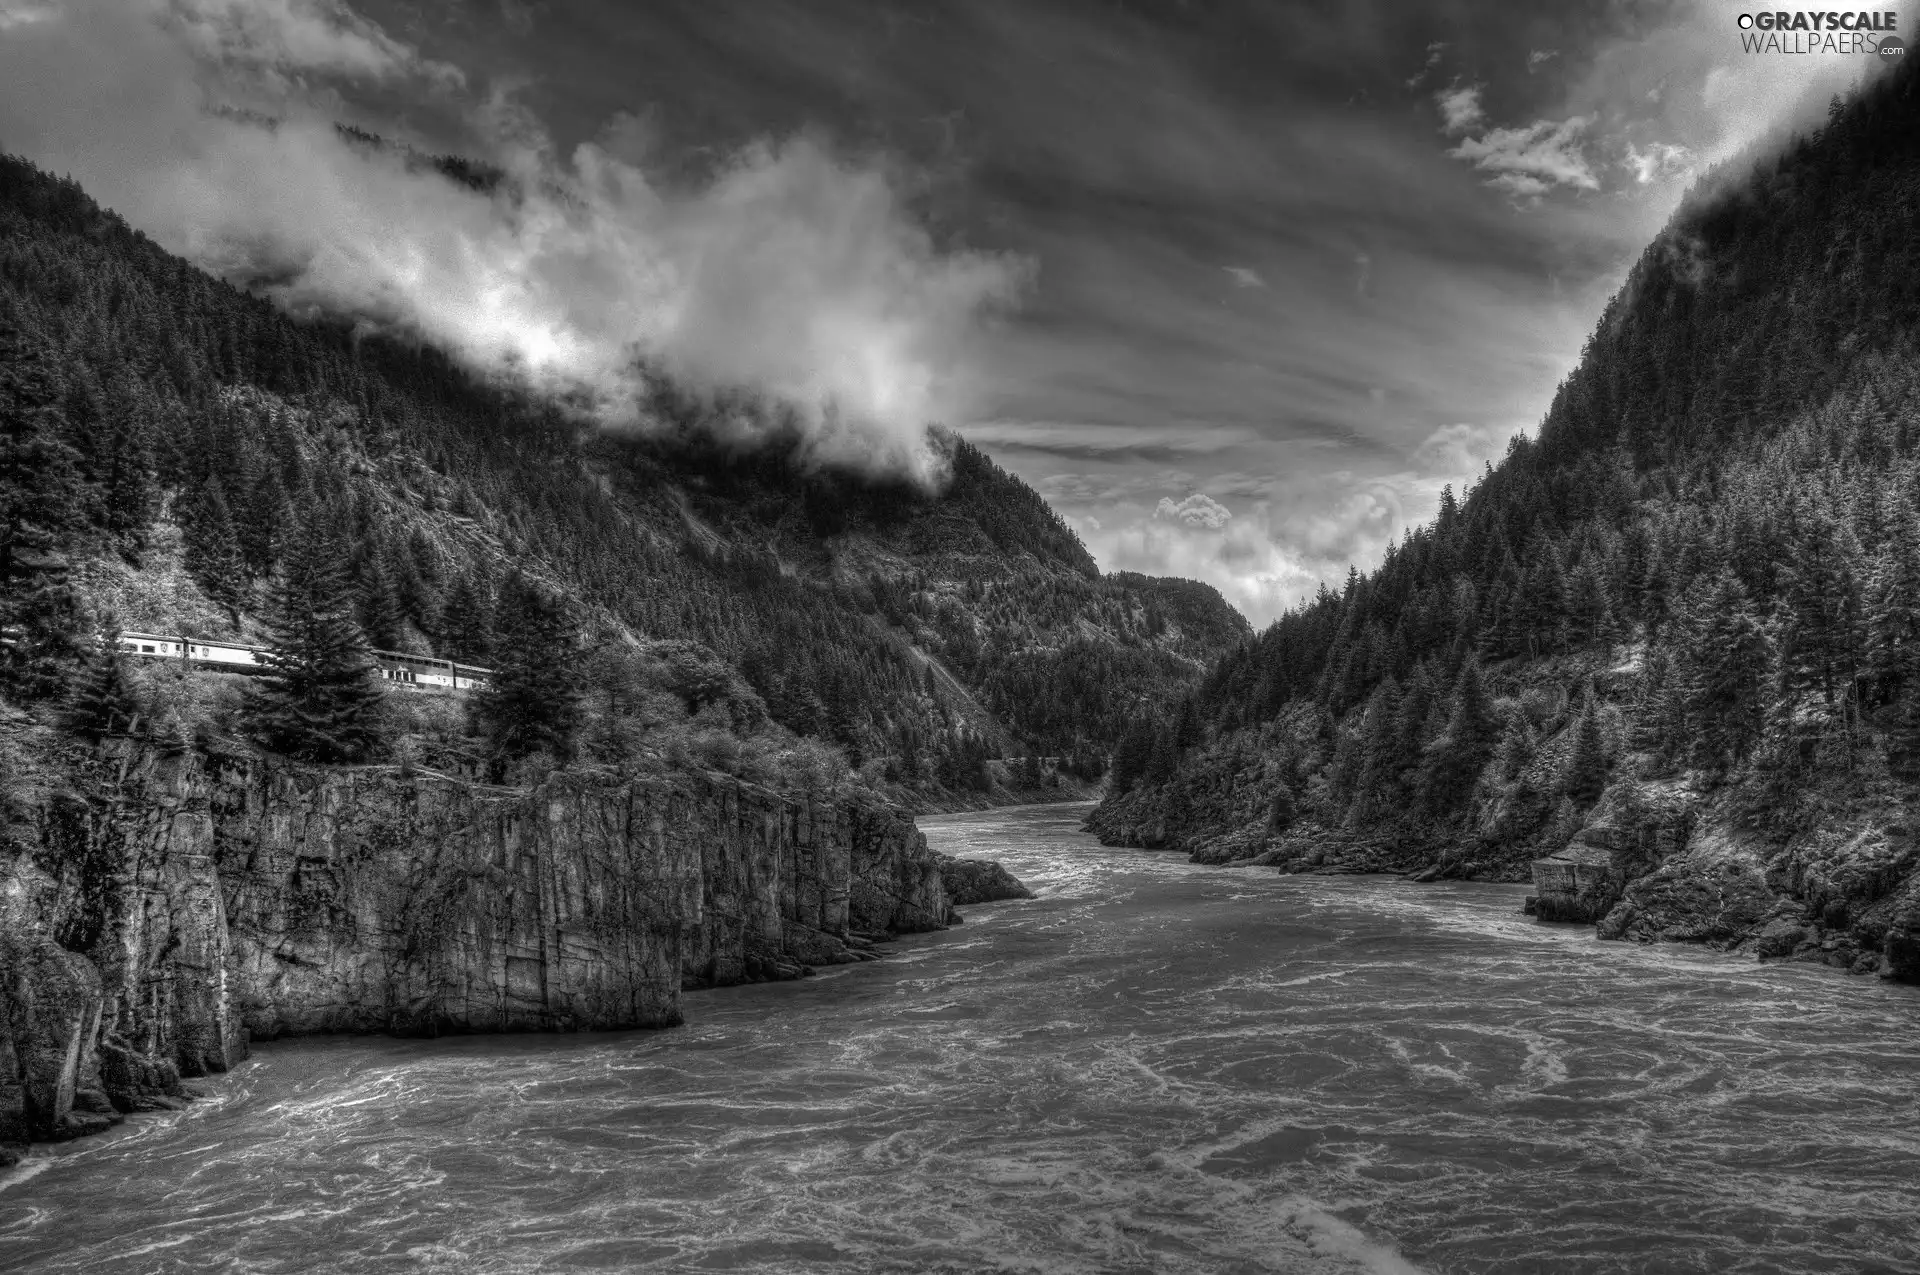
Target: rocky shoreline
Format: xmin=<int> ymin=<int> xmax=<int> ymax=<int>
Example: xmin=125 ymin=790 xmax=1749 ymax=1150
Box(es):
xmin=1088 ymin=784 xmax=1920 ymax=985
xmin=1 ymin=740 xmax=1029 ymax=1165
xmin=1525 ymin=780 xmax=1920 ymax=981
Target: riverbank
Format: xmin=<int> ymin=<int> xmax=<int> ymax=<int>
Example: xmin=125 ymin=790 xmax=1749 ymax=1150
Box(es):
xmin=9 ymin=802 xmax=1912 ymax=1273
xmin=1 ymin=741 xmax=1029 ymax=1167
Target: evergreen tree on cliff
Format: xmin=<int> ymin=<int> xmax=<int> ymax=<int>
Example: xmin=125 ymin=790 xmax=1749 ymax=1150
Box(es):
xmin=98 ymin=375 xmax=153 ymax=542
xmin=1110 ymin=718 xmax=1153 ymax=793
xmin=1865 ymin=511 xmax=1920 ymax=705
xmin=1420 ymin=659 xmax=1497 ymax=814
xmin=181 ymin=476 xmax=247 ymax=630
xmin=1680 ymin=572 xmax=1772 ymax=770
xmin=1560 ymin=696 xmax=1608 ymax=806
xmin=68 ymin=640 xmax=141 ymax=742
xmin=0 ymin=323 xmax=87 ymax=699
xmin=475 ymin=571 xmax=583 ymax=777
xmin=237 ymin=467 xmax=287 ymax=580
xmin=438 ymin=570 xmax=495 ymax=665
xmin=1348 ymin=675 xmax=1403 ymax=825
xmin=1777 ymin=508 xmax=1865 ymax=710
xmin=244 ymin=508 xmax=386 ymax=764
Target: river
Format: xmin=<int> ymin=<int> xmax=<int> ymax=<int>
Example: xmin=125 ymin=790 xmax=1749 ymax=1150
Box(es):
xmin=3 ymin=802 xmax=1917 ymax=1273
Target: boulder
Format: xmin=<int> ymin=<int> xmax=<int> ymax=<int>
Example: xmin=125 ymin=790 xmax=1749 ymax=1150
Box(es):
xmin=935 ymin=855 xmax=1035 ymax=906
xmin=1597 ymin=825 xmax=1782 ymax=946
xmin=1753 ymin=917 xmax=1809 ymax=960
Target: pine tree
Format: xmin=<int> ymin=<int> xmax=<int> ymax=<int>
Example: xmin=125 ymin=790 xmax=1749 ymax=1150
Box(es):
xmin=0 ymin=324 xmax=88 ymax=698
xmin=475 ymin=572 xmax=583 ymax=775
xmin=68 ymin=644 xmax=142 ymax=741
xmin=181 ymin=476 xmax=247 ymax=628
xmin=1420 ymin=658 xmax=1498 ymax=814
xmin=1681 ymin=571 xmax=1773 ymax=769
xmin=1560 ymin=697 xmax=1608 ymax=804
xmin=1777 ymin=509 xmax=1864 ymax=708
xmin=238 ymin=467 xmax=287 ymax=579
xmin=99 ymin=380 xmax=153 ymax=540
xmin=391 ymin=536 xmax=437 ymax=633
xmin=1865 ymin=514 xmax=1920 ymax=705
xmin=1172 ymin=697 xmax=1201 ymax=753
xmin=1395 ymin=662 xmax=1434 ymax=777
xmin=1635 ymin=644 xmax=1689 ymax=766
xmin=1144 ymin=721 xmax=1178 ymax=785
xmin=1111 ymin=719 xmax=1154 ymax=793
xmin=438 ymin=571 xmax=495 ymax=665
xmin=1522 ymin=543 xmax=1572 ymax=656
xmin=356 ymin=553 xmax=404 ymax=651
xmin=1491 ymin=710 xmax=1534 ymax=783
xmin=244 ymin=510 xmax=386 ymax=764
xmin=1348 ymin=675 xmax=1402 ymax=825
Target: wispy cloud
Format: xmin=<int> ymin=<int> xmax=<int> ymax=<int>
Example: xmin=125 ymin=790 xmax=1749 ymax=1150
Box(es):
xmin=1447 ymin=116 xmax=1597 ymax=195
xmin=164 ymin=0 xmax=465 ymax=87
xmin=964 ymin=420 xmax=1260 ymax=461
xmin=1621 ymin=139 xmax=1692 ymax=184
xmin=1434 ymin=82 xmax=1485 ymax=134
xmin=1406 ymin=39 xmax=1447 ymax=88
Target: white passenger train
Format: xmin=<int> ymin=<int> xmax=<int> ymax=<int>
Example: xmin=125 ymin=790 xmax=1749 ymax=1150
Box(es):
xmin=116 ymin=631 xmax=491 ymax=693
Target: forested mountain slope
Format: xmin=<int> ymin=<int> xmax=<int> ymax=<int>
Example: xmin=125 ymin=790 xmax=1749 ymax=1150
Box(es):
xmin=0 ymin=153 xmax=1244 ymax=808
xmin=1090 ymin=57 xmax=1920 ymax=982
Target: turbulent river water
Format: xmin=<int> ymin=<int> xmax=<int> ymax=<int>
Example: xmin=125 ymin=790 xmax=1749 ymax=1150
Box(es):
xmin=5 ymin=802 xmax=1920 ymax=1274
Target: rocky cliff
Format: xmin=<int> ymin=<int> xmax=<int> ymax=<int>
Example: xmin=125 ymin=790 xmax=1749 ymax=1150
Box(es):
xmin=2 ymin=741 xmax=980 ymax=1162
xmin=1529 ymin=777 xmax=1920 ymax=981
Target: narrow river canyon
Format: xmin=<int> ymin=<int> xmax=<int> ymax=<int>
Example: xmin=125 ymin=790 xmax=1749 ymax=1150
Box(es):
xmin=3 ymin=802 xmax=1916 ymax=1274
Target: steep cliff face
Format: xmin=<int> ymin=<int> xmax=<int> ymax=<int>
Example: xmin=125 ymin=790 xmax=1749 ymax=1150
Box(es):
xmin=2 ymin=743 xmax=964 ymax=1162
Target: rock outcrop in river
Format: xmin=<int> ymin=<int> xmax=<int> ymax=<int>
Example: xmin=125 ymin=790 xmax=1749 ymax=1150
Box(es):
xmin=2 ymin=740 xmax=1000 ymax=1162
xmin=934 ymin=854 xmax=1037 ymax=906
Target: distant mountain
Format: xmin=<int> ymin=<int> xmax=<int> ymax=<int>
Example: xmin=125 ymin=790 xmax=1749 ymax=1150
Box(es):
xmin=1090 ymin=56 xmax=1920 ymax=982
xmin=0 ymin=154 xmax=1246 ymax=808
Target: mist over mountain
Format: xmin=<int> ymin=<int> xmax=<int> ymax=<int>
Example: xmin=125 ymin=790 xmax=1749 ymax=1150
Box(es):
xmin=0 ymin=150 xmax=1244 ymax=808
xmin=0 ymin=0 xmax=1024 ymax=487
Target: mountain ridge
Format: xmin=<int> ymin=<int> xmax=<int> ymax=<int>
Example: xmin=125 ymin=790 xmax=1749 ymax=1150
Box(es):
xmin=0 ymin=150 xmax=1247 ymax=809
xmin=1089 ymin=55 xmax=1920 ymax=984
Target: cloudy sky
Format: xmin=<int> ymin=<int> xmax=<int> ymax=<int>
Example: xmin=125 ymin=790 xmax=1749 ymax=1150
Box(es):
xmin=0 ymin=0 xmax=1905 ymax=623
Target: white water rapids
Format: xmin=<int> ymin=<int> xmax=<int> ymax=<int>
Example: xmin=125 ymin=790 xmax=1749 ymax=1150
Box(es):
xmin=3 ymin=801 xmax=1917 ymax=1272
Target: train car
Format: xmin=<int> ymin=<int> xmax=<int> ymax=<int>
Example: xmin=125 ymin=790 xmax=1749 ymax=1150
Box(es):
xmin=369 ymin=649 xmax=492 ymax=693
xmin=118 ymin=631 xmax=261 ymax=670
xmin=116 ymin=632 xmax=490 ymax=693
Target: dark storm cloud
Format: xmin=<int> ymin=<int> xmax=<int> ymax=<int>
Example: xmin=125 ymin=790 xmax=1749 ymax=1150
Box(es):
xmin=364 ymin=0 xmax=1649 ymax=610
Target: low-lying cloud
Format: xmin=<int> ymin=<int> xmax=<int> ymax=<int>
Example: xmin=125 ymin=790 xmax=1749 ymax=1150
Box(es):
xmin=0 ymin=0 xmax=1024 ymax=485
xmin=1155 ymin=493 xmax=1233 ymax=531
xmin=1081 ymin=494 xmax=1319 ymax=624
